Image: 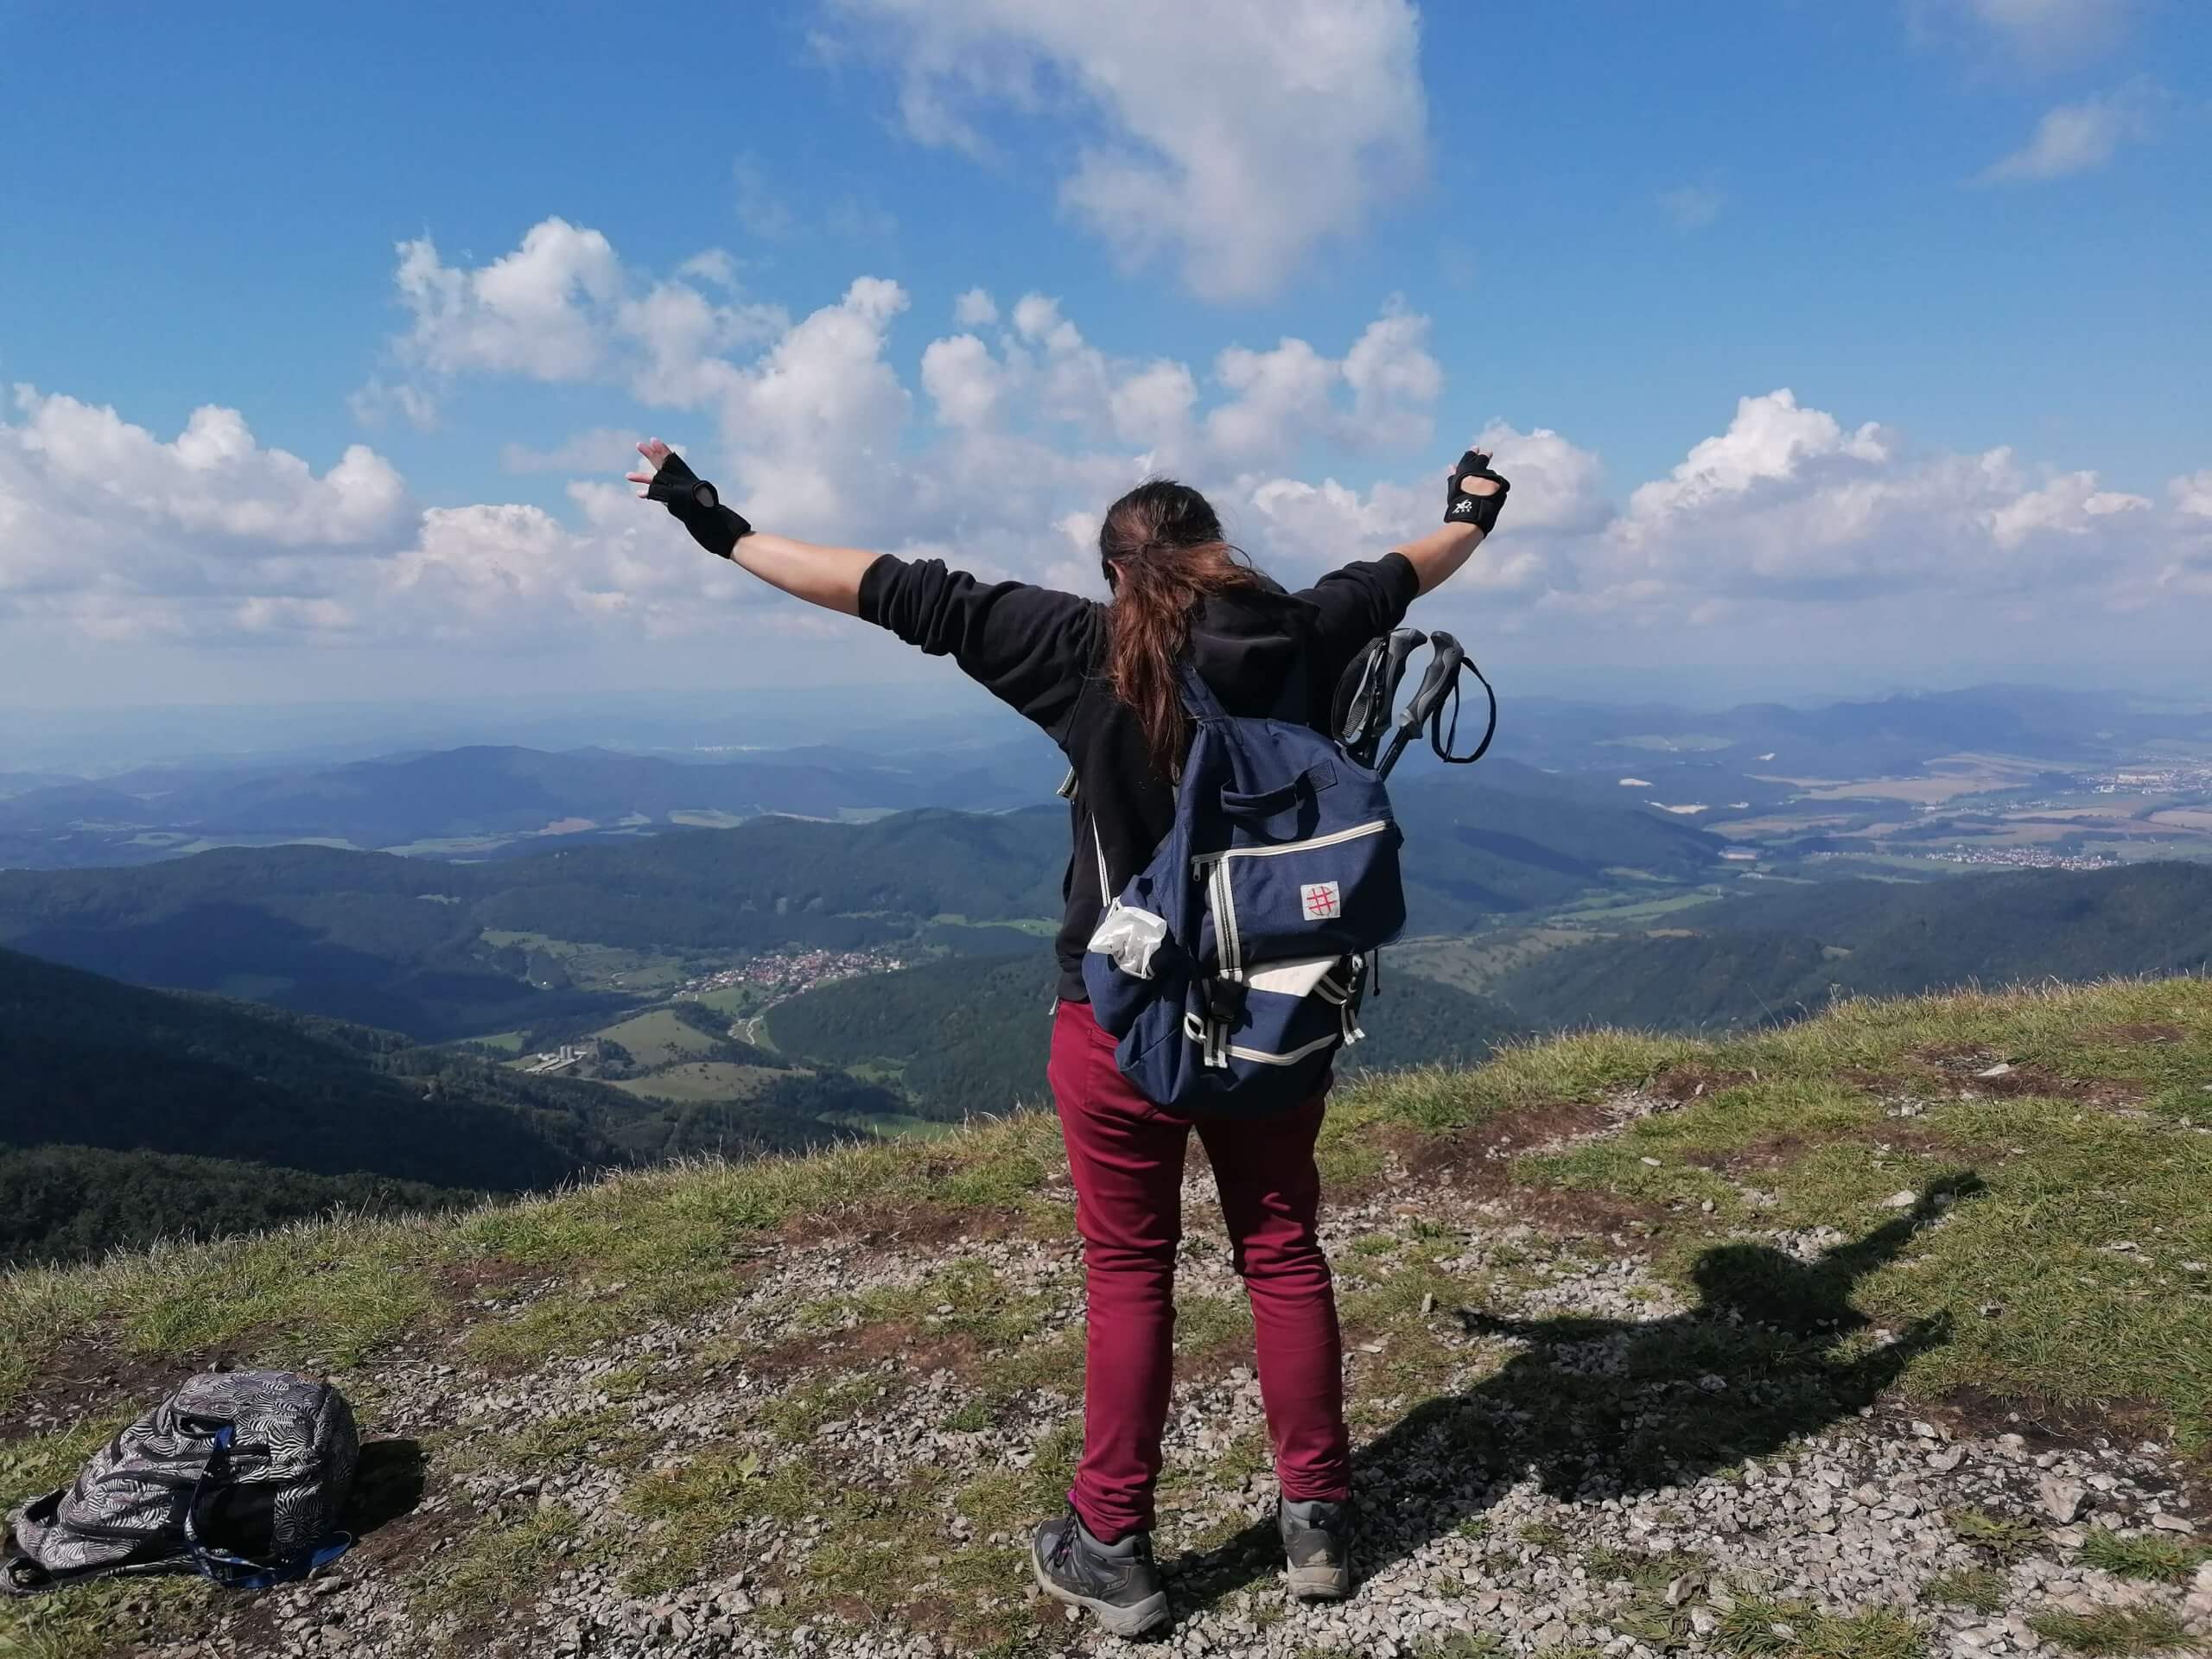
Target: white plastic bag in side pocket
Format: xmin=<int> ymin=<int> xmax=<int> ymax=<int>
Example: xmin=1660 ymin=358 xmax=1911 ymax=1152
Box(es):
xmin=1243 ymin=955 xmax=1350 ymax=998
xmin=1087 ymin=905 xmax=1170 ymax=979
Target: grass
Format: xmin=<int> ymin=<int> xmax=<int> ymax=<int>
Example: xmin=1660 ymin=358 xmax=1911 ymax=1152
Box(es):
xmin=2025 ymin=1605 xmax=2199 ymax=1655
xmin=1709 ymin=1596 xmax=1927 ymax=1658
xmin=594 ymin=1007 xmax=723 ymax=1068
xmin=1584 ymin=1544 xmax=1710 ymax=1590
xmin=1920 ymin=1567 xmax=2008 ymax=1612
xmin=413 ymin=1503 xmax=589 ymax=1626
xmin=2078 ymin=1529 xmax=2212 ymax=1584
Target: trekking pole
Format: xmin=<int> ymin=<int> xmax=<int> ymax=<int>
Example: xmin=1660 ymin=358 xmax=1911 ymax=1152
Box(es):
xmin=1332 ymin=627 xmax=1427 ymax=769
xmin=1422 ymin=630 xmax=1498 ymax=768
xmin=1375 ymin=631 xmax=1497 ymax=780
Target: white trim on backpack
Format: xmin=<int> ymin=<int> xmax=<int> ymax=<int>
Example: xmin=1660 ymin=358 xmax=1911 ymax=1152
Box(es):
xmin=1188 ymin=818 xmax=1392 ymax=871
xmin=1181 ymin=1012 xmax=1341 ymax=1068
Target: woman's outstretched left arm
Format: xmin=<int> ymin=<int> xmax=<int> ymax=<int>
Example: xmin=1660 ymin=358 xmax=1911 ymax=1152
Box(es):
xmin=628 ymin=438 xmax=875 ymax=615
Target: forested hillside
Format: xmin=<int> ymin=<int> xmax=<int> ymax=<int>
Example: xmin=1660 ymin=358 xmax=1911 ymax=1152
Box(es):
xmin=0 ymin=946 xmax=635 ymax=1188
xmin=0 ymin=791 xmax=1728 ymax=1040
xmin=0 ymin=949 xmax=875 ymax=1264
xmin=0 ymin=810 xmax=1071 ymax=1039
xmin=1487 ymin=862 xmax=2212 ymax=1031
xmin=767 ymin=952 xmax=1529 ymax=1117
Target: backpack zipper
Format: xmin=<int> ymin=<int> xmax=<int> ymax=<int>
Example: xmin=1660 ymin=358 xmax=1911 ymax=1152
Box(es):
xmin=1190 ymin=818 xmax=1392 ymax=869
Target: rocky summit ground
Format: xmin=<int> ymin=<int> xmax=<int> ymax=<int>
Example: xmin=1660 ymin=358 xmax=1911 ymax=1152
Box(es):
xmin=3 ymin=980 xmax=2211 ymax=1659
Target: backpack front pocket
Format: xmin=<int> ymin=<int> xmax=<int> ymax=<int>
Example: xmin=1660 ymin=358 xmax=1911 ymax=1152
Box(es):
xmin=1194 ymin=818 xmax=1404 ymax=975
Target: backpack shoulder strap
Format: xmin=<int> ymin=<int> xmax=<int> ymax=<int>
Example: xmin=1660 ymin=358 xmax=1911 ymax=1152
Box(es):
xmin=1175 ymin=659 xmax=1227 ymax=721
xmin=181 ymin=1427 xmax=353 ymax=1590
xmin=3 ymin=1518 xmax=54 ymax=1598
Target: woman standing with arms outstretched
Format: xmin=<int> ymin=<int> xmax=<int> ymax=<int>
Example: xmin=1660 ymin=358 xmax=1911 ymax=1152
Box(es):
xmin=631 ymin=438 xmax=1508 ymax=1636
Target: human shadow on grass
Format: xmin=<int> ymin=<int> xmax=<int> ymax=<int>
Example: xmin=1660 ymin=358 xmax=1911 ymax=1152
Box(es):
xmin=1163 ymin=1175 xmax=1983 ymax=1617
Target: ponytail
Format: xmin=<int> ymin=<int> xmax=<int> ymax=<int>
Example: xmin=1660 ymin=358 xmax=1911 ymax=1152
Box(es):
xmin=1100 ymin=480 xmax=1259 ymax=779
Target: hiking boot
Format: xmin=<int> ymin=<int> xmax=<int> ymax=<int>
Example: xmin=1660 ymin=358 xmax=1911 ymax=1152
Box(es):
xmin=1030 ymin=1508 xmax=1169 ymax=1637
xmin=1280 ymin=1497 xmax=1354 ymax=1599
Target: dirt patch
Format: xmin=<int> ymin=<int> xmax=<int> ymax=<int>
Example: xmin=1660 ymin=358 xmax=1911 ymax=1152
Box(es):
xmin=0 ymin=1332 xmax=276 ymax=1443
xmin=1971 ymin=1065 xmax=2146 ymax=1110
xmin=1929 ymin=1388 xmax=2209 ymax=1505
xmin=1378 ymin=1099 xmax=1615 ymax=1189
xmin=1478 ymin=1184 xmax=1671 ymax=1236
xmin=747 ymin=1318 xmax=988 ymax=1384
xmin=1367 ymin=1103 xmax=1670 ymax=1237
xmin=1910 ymin=1045 xmax=2146 ymax=1109
xmin=436 ymin=1256 xmax=546 ymax=1299
xmin=1683 ymin=1133 xmax=1811 ymax=1174
xmin=1647 ymin=1065 xmax=1753 ymax=1104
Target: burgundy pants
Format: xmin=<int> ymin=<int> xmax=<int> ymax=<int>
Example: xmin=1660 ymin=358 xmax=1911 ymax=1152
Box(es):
xmin=1048 ymin=999 xmax=1351 ymax=1541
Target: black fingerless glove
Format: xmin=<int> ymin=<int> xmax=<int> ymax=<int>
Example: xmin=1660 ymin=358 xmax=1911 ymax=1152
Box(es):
xmin=646 ymin=452 xmax=753 ymax=560
xmin=1445 ymin=449 xmax=1510 ymax=536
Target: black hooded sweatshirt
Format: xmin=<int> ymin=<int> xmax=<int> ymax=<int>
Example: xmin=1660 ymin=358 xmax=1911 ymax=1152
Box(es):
xmin=858 ymin=550 xmax=1419 ymax=1001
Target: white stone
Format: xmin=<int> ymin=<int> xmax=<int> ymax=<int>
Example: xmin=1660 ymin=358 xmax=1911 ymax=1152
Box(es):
xmin=2039 ymin=1475 xmax=2088 ymax=1523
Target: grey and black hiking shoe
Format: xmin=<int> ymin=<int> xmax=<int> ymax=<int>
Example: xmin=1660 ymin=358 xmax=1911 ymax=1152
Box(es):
xmin=1280 ymin=1497 xmax=1354 ymax=1599
xmin=1030 ymin=1509 xmax=1170 ymax=1637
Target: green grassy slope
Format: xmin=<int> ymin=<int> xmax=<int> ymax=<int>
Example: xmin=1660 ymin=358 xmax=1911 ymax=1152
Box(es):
xmin=2 ymin=978 xmax=2206 ymax=1657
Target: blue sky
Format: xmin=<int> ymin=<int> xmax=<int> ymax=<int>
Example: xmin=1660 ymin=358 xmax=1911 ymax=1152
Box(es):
xmin=3 ymin=0 xmax=2208 ymax=718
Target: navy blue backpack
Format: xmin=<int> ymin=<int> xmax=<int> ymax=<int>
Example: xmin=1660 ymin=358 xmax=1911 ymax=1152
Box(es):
xmin=1083 ymin=634 xmax=1491 ymax=1116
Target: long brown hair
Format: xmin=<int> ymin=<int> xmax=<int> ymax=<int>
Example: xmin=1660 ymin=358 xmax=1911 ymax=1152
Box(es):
xmin=1101 ymin=480 xmax=1261 ymax=778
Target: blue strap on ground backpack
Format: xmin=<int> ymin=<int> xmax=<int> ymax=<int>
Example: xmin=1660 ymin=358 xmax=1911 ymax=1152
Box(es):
xmin=1083 ymin=662 xmax=1408 ymax=1116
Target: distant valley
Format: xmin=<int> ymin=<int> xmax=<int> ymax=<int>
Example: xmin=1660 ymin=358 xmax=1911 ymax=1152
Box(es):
xmin=6 ymin=681 xmax=2212 ymax=1264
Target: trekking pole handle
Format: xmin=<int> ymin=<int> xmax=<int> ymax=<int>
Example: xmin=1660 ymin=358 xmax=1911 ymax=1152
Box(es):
xmin=1422 ymin=631 xmax=1498 ymax=766
xmin=1332 ymin=627 xmax=1426 ymax=768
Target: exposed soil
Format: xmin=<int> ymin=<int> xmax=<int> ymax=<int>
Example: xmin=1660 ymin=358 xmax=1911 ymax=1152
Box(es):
xmin=1645 ymin=1064 xmax=1755 ymax=1104
xmin=1373 ymin=1104 xmax=1671 ymax=1238
xmin=747 ymin=1316 xmax=991 ymax=1386
xmin=0 ymin=1332 xmax=277 ymax=1443
xmin=1376 ymin=1100 xmax=1615 ymax=1193
xmin=1931 ymin=1387 xmax=2209 ymax=1505
xmin=1910 ymin=1043 xmax=2151 ymax=1109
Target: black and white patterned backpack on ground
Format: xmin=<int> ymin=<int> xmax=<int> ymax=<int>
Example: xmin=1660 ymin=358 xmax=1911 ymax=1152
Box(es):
xmin=3 ymin=1370 xmax=359 ymax=1596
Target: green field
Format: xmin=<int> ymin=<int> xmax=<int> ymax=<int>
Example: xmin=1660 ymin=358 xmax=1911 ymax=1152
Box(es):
xmin=592 ymin=1009 xmax=723 ymax=1069
xmin=478 ymin=931 xmax=699 ymax=995
xmin=687 ymin=985 xmax=771 ymax=1020
xmin=611 ymin=1062 xmax=787 ymax=1104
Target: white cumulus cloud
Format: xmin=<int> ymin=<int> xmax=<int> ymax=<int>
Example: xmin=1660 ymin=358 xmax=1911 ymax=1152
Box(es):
xmin=819 ymin=0 xmax=1426 ymax=301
